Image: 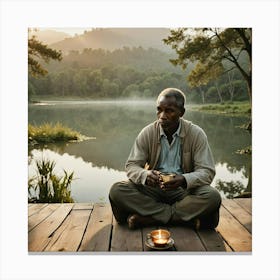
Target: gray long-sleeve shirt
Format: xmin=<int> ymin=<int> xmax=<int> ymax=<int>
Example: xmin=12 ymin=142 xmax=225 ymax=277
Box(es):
xmin=125 ymin=118 xmax=216 ymax=189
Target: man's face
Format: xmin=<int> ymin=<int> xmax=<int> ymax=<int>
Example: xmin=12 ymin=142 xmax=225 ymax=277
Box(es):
xmin=156 ymin=96 xmax=184 ymax=130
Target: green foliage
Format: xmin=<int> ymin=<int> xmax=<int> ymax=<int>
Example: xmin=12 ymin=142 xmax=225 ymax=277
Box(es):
xmin=29 ymin=65 xmax=189 ymax=100
xmin=28 ymin=158 xmax=74 ymax=203
xmin=190 ymin=101 xmax=251 ymax=116
xmin=28 ymin=41 xmax=249 ymax=103
xmin=28 ymin=122 xmax=85 ymax=144
xmin=28 ymin=29 xmax=62 ymax=78
xmin=163 ymin=28 xmax=252 ymax=103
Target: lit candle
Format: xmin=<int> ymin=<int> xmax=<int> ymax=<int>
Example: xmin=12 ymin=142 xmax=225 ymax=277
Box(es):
xmin=150 ymin=229 xmax=170 ymax=247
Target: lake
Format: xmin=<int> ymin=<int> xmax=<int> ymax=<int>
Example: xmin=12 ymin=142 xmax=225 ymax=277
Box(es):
xmin=28 ymin=100 xmax=251 ymax=202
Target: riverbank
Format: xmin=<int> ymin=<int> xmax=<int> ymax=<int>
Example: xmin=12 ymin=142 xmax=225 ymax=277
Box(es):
xmin=188 ymin=101 xmax=251 ymax=117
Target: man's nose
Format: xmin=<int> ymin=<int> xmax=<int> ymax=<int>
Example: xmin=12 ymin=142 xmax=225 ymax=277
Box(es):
xmin=159 ymin=111 xmax=167 ymax=119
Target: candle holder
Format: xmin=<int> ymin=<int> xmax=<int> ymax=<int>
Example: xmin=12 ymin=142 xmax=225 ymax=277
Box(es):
xmin=150 ymin=229 xmax=171 ymax=247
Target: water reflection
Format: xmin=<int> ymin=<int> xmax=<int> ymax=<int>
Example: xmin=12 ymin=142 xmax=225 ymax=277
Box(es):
xmin=28 ymin=100 xmax=251 ymax=201
xmin=213 ymin=163 xmax=249 ymax=198
xmin=28 ymin=149 xmax=127 ymax=202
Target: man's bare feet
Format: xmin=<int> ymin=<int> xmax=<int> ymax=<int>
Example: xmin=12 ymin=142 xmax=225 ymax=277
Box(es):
xmin=127 ymin=214 xmax=157 ymax=229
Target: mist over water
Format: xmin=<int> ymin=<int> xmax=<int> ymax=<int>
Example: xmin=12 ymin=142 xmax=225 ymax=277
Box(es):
xmin=28 ymin=100 xmax=251 ymax=202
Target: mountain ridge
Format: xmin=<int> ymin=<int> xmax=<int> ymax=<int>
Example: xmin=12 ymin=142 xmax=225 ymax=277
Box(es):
xmin=48 ymin=28 xmax=172 ymax=53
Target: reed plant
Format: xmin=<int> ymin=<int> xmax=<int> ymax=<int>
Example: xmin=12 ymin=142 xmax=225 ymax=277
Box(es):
xmin=28 ymin=122 xmax=83 ymax=144
xmin=28 ymin=158 xmax=74 ymax=203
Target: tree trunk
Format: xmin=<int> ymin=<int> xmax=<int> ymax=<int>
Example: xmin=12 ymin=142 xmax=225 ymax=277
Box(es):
xmin=227 ymin=72 xmax=235 ymax=101
xmin=214 ymin=81 xmax=223 ymax=103
xmin=198 ymin=87 xmax=205 ymax=104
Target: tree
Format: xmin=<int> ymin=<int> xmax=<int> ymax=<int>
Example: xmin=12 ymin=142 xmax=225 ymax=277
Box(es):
xmin=28 ymin=29 xmax=62 ymax=77
xmin=163 ymin=28 xmax=252 ymax=105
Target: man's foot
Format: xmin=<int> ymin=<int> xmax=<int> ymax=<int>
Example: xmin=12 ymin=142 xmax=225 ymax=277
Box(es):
xmin=127 ymin=214 xmax=157 ymax=230
xmin=169 ymin=211 xmax=219 ymax=230
xmin=169 ymin=213 xmax=200 ymax=230
xmin=197 ymin=210 xmax=220 ymax=230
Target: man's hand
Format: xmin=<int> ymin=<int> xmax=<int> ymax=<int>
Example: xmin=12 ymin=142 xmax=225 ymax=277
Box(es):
xmin=145 ymin=170 xmax=161 ymax=187
xmin=160 ymin=175 xmax=187 ymax=191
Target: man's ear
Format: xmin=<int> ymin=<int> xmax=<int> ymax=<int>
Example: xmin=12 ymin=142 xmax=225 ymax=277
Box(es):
xmin=180 ymin=108 xmax=185 ymax=117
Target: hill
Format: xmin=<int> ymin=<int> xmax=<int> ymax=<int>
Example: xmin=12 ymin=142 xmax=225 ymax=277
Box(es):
xmin=50 ymin=28 xmax=172 ymax=53
xmin=29 ymin=29 xmax=70 ymax=45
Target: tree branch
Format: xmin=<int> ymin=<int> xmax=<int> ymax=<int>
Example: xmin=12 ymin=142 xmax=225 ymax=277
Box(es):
xmin=214 ymin=30 xmax=250 ymax=83
xmin=234 ymin=28 xmax=252 ymax=61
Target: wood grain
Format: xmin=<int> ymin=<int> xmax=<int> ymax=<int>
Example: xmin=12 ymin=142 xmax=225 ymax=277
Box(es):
xmin=196 ymin=229 xmax=226 ymax=251
xmin=28 ymin=200 xmax=252 ymax=252
xmin=217 ymin=205 xmax=252 ymax=252
xmin=79 ymin=203 xmax=112 ymax=251
xmin=222 ymin=199 xmax=252 ymax=233
xmin=110 ymin=217 xmax=142 ymax=251
xmin=28 ymin=203 xmax=48 ymax=217
xmin=168 ymin=226 xmax=206 ymax=251
xmin=28 ymin=204 xmax=74 ymax=251
xmin=28 ymin=203 xmax=61 ymax=232
xmin=44 ymin=209 xmax=91 ymax=252
xmin=234 ymin=198 xmax=252 ymax=214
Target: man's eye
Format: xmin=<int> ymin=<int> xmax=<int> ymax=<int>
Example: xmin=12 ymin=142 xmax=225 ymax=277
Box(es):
xmin=166 ymin=109 xmax=174 ymax=113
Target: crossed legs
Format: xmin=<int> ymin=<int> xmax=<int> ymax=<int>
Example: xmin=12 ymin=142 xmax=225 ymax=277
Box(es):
xmin=109 ymin=180 xmax=221 ymax=229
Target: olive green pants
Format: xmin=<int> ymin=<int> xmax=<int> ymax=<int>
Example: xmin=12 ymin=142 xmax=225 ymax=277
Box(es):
xmin=109 ymin=180 xmax=221 ymax=224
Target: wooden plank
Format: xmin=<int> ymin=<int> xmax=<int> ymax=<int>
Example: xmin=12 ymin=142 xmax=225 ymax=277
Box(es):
xmin=79 ymin=204 xmax=112 ymax=251
xmin=196 ymin=229 xmax=226 ymax=251
xmin=216 ymin=232 xmax=233 ymax=252
xmin=28 ymin=203 xmax=48 ymax=217
xmin=168 ymin=226 xmax=206 ymax=251
xmin=234 ymin=198 xmax=252 ymax=214
xmin=222 ymin=199 xmax=252 ymax=233
xmin=223 ymin=240 xmax=233 ymax=252
xmin=73 ymin=203 xmax=94 ymax=210
xmin=28 ymin=204 xmax=74 ymax=252
xmin=217 ymin=206 xmax=252 ymax=252
xmin=44 ymin=209 xmax=91 ymax=252
xmin=28 ymin=204 xmax=61 ymax=232
xmin=110 ymin=217 xmax=143 ymax=251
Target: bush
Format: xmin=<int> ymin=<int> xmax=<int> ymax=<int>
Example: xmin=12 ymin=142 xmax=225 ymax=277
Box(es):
xmin=28 ymin=158 xmax=75 ymax=203
xmin=28 ymin=122 xmax=83 ymax=144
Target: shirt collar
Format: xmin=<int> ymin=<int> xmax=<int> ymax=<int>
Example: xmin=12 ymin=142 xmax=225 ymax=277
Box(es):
xmin=159 ymin=120 xmax=181 ymax=138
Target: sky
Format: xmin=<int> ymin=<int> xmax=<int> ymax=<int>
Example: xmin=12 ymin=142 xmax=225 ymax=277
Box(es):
xmin=39 ymin=27 xmax=92 ymax=36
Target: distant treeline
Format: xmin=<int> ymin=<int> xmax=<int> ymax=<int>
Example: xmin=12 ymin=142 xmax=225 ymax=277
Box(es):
xmin=29 ymin=47 xmax=249 ymax=103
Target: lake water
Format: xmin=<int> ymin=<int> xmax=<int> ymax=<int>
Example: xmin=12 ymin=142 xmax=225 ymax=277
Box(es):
xmin=28 ymin=100 xmax=251 ymax=202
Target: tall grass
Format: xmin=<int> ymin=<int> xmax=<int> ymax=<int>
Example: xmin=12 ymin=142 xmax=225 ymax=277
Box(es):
xmin=28 ymin=122 xmax=84 ymax=144
xmin=28 ymin=158 xmax=75 ymax=203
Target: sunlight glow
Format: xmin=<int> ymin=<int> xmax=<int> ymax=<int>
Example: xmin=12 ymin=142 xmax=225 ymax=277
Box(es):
xmin=38 ymin=27 xmax=92 ymax=36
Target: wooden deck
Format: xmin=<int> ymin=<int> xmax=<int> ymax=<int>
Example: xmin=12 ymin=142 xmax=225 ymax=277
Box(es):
xmin=28 ymin=198 xmax=252 ymax=253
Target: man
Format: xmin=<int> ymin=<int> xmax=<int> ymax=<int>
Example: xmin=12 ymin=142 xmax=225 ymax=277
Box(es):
xmin=109 ymin=88 xmax=221 ymax=230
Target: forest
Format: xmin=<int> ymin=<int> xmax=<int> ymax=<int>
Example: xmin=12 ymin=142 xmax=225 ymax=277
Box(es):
xmin=28 ymin=46 xmax=249 ymax=103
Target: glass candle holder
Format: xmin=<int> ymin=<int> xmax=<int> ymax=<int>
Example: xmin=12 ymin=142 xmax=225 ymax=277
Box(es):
xmin=150 ymin=229 xmax=171 ymax=247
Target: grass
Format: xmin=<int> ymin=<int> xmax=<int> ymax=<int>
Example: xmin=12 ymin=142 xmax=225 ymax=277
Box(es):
xmin=28 ymin=122 xmax=92 ymax=145
xmin=189 ymin=101 xmax=251 ymax=116
xmin=28 ymin=158 xmax=75 ymax=203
